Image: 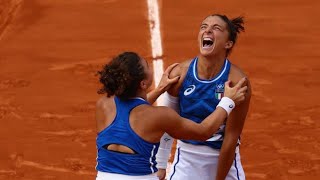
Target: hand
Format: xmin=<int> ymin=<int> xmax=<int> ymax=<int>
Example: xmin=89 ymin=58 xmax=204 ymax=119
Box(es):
xmin=224 ymin=78 xmax=247 ymax=105
xmin=156 ymin=63 xmax=180 ymax=93
xmin=157 ymin=168 xmax=167 ymax=180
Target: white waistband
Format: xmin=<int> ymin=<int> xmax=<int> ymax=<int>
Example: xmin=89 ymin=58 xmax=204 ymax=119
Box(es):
xmin=177 ymin=140 xmax=239 ymax=155
xmin=97 ymin=171 xmax=158 ymax=180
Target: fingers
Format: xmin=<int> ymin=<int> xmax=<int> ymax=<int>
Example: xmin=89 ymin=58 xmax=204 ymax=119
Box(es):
xmin=233 ymin=93 xmax=245 ymax=104
xmin=168 ymin=76 xmax=180 ymax=84
xmin=234 ymin=77 xmax=246 ymax=89
xmin=238 ymin=86 xmax=248 ymax=93
xmin=238 ymin=95 xmax=245 ymax=102
xmin=164 ymin=63 xmax=179 ymax=75
xmin=239 ymin=92 xmax=245 ymax=98
xmin=224 ymin=80 xmax=231 ymax=88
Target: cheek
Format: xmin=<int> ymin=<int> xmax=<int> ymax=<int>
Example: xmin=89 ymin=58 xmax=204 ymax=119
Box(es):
xmin=147 ymin=71 xmax=153 ymax=84
xmin=215 ymin=33 xmax=228 ymax=44
xmin=221 ymin=32 xmax=230 ymax=41
xmin=149 ymin=69 xmax=153 ymax=78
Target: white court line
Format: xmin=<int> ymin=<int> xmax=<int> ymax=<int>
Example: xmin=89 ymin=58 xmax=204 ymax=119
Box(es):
xmin=147 ymin=0 xmax=172 ymax=176
xmin=147 ymin=0 xmax=165 ymax=105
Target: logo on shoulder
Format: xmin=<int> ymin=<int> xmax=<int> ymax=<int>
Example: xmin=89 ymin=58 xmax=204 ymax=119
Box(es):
xmin=184 ymin=85 xmax=196 ymax=96
xmin=229 ymin=104 xmax=234 ymax=108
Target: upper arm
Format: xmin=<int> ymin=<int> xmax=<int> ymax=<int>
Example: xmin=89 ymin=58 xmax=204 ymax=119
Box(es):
xmin=96 ymin=97 xmax=107 ymax=133
xmin=167 ymin=60 xmax=191 ymax=96
xmin=155 ymin=107 xmax=207 ymax=141
xmin=225 ymin=66 xmax=252 ymax=140
xmin=95 ymin=96 xmax=116 ymax=133
xmin=225 ymin=84 xmax=251 ymax=139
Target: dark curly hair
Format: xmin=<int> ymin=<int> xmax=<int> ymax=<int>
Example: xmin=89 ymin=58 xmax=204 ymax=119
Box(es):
xmin=97 ymin=52 xmax=146 ymax=100
xmin=210 ymin=14 xmax=245 ymax=56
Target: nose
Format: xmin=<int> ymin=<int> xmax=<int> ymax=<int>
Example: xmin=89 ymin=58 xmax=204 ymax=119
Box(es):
xmin=204 ymin=27 xmax=213 ymax=34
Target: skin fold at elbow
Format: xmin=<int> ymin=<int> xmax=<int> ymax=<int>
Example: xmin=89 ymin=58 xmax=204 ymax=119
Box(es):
xmin=193 ymin=124 xmax=214 ymax=141
xmin=199 ymin=131 xmax=213 ymax=141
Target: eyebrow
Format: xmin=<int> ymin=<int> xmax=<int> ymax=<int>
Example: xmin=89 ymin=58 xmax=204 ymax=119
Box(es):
xmin=213 ymin=24 xmax=223 ymax=28
xmin=200 ymin=23 xmax=224 ymax=29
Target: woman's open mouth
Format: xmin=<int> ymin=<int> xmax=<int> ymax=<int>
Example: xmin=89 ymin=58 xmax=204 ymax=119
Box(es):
xmin=202 ymin=37 xmax=214 ymax=49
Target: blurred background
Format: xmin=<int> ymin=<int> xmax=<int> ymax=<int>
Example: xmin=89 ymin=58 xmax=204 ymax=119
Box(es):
xmin=0 ymin=0 xmax=319 ymax=179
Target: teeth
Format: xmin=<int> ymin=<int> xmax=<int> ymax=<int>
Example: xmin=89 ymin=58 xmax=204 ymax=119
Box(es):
xmin=203 ymin=37 xmax=213 ymax=41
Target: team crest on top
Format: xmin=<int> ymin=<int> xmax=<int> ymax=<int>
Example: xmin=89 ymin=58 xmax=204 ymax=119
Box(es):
xmin=215 ymin=83 xmax=224 ymax=100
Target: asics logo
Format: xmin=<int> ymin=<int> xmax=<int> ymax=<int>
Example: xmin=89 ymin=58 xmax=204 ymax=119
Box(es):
xmin=184 ymin=85 xmax=196 ymax=96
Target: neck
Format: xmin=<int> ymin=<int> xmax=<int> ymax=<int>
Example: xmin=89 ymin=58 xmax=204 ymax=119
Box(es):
xmin=135 ymin=90 xmax=147 ymax=100
xmin=197 ymin=53 xmax=226 ymax=80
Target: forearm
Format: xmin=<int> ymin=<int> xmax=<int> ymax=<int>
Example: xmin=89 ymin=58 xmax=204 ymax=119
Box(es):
xmin=156 ymin=133 xmax=174 ymax=169
xmin=156 ymin=93 xmax=179 ymax=168
xmin=216 ymin=137 xmax=238 ymax=180
xmin=201 ymin=97 xmax=235 ymax=138
xmin=200 ymin=107 xmax=227 ymax=138
xmin=147 ymin=88 xmax=164 ymax=104
xmin=215 ymin=76 xmax=251 ymax=179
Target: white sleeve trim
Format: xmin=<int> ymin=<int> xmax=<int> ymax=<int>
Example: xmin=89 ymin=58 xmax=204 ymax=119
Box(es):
xmin=156 ymin=133 xmax=174 ymax=169
xmin=157 ymin=92 xmax=179 ymax=113
xmin=156 ymin=92 xmax=179 ymax=169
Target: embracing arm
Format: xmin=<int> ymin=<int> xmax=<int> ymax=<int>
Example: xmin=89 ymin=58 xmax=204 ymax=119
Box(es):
xmin=216 ymin=78 xmax=251 ymax=180
xmin=156 ymin=62 xmax=188 ymax=177
xmin=149 ymin=63 xmax=181 ymax=170
xmin=155 ymin=92 xmax=180 ymax=171
xmin=147 ymin=63 xmax=180 ymax=104
xmin=147 ymin=88 xmax=165 ymax=105
xmin=157 ymin=106 xmax=228 ymax=141
xmin=156 ymin=102 xmax=230 ymax=180
xmin=159 ymin=78 xmax=247 ymax=141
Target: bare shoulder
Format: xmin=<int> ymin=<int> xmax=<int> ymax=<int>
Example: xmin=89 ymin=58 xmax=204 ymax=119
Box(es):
xmin=96 ymin=96 xmax=105 ymax=107
xmin=229 ymin=64 xmax=251 ymax=86
xmin=229 ymin=64 xmax=247 ymax=80
xmin=145 ymin=105 xmax=174 ymax=116
xmin=168 ymin=59 xmax=192 ymax=78
xmin=134 ymin=105 xmax=177 ymax=130
xmin=145 ymin=105 xmax=179 ymax=123
xmin=96 ymin=96 xmax=111 ymax=110
xmin=229 ymin=63 xmax=252 ymax=98
xmin=155 ymin=105 xmax=177 ymax=116
xmin=168 ymin=59 xmax=193 ymax=96
xmin=96 ymin=96 xmax=116 ymax=132
xmin=96 ymin=96 xmax=116 ymax=119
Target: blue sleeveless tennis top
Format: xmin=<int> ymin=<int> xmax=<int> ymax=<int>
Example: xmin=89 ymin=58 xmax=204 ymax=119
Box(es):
xmin=179 ymin=57 xmax=232 ymax=149
xmin=96 ymin=97 xmax=159 ymax=175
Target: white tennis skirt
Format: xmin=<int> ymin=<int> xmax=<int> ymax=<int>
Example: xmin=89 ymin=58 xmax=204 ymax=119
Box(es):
xmin=96 ymin=171 xmax=159 ymax=180
xmin=167 ymin=140 xmax=245 ymax=180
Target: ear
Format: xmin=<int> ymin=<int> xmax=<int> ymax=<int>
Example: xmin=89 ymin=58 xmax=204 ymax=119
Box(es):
xmin=140 ymin=80 xmax=148 ymax=90
xmin=225 ymin=41 xmax=234 ymax=50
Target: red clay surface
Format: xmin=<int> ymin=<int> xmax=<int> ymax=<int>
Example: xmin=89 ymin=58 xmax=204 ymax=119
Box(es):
xmin=0 ymin=0 xmax=319 ymax=179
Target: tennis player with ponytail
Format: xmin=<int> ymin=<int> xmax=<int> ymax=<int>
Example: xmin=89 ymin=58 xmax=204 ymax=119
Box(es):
xmin=95 ymin=52 xmax=247 ymax=180
xmin=156 ymin=14 xmax=251 ymax=180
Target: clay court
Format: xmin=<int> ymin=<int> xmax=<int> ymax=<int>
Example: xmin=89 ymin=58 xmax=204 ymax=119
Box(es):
xmin=0 ymin=0 xmax=319 ymax=179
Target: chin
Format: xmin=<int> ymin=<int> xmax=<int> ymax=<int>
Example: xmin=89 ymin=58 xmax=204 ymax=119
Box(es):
xmin=199 ymin=49 xmax=214 ymax=57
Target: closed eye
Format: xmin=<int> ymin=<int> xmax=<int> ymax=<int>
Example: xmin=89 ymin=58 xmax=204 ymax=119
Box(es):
xmin=200 ymin=25 xmax=207 ymax=30
xmin=213 ymin=26 xmax=222 ymax=31
xmin=213 ymin=25 xmax=223 ymax=31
